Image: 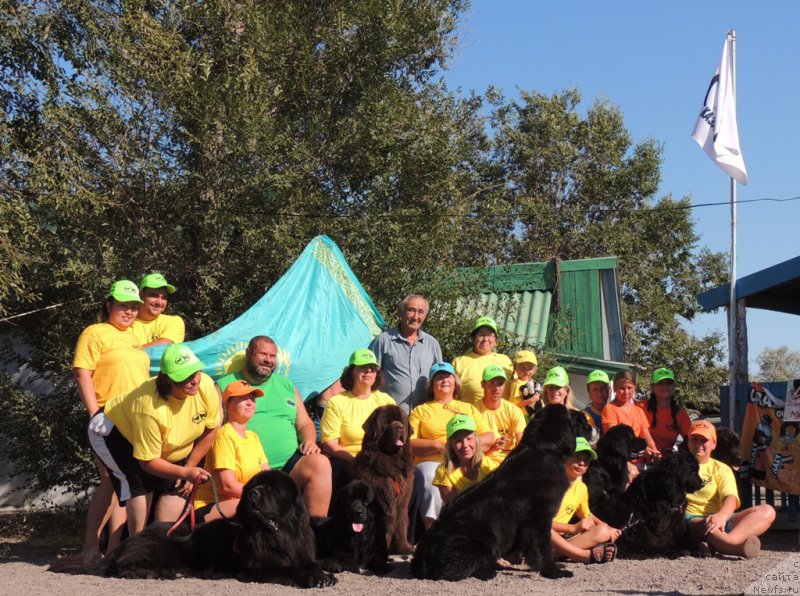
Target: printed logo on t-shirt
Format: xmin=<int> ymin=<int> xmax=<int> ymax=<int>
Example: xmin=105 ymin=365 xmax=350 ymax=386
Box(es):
xmin=286 ymin=400 xmax=295 ymax=407
xmin=192 ymin=412 xmax=208 ymax=424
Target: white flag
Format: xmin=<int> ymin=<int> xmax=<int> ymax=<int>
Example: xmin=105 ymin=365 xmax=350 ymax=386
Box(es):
xmin=691 ymin=32 xmax=748 ymax=185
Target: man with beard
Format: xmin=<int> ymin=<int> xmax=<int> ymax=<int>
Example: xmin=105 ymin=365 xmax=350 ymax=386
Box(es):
xmin=216 ymin=336 xmax=332 ymax=516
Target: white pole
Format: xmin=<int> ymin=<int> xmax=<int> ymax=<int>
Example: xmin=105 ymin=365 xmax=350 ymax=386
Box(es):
xmin=728 ymin=30 xmax=737 ymax=430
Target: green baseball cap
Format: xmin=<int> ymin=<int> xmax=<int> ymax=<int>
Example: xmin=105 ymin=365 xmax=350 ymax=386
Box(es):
xmin=652 ymin=368 xmax=675 ymax=384
xmin=140 ymin=272 xmax=176 ymax=294
xmin=482 ymin=363 xmax=508 ymax=382
xmin=160 ymin=344 xmax=205 ymax=382
xmin=107 ymin=280 xmax=144 ymax=303
xmin=543 ymin=366 xmax=570 ymax=387
xmin=349 ymin=348 xmax=380 ymax=368
xmin=586 ymin=370 xmax=610 ymax=385
xmin=446 ymin=414 xmax=477 ymax=439
xmin=575 ymin=436 xmax=597 ymax=460
xmin=471 ymin=315 xmax=498 ymax=334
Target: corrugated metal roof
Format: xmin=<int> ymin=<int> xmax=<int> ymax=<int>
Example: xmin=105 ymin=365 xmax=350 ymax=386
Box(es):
xmin=458 ymin=290 xmax=552 ymax=348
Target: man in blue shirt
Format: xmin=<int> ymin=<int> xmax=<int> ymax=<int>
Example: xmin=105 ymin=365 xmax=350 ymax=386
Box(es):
xmin=369 ymin=294 xmax=443 ymax=413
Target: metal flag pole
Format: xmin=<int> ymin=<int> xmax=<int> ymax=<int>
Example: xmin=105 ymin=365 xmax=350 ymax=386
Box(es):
xmin=727 ymin=29 xmax=737 ymax=430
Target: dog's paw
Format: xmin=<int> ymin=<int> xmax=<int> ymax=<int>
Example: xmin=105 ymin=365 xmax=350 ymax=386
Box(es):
xmin=540 ymin=564 xmax=573 ymax=579
xmin=319 ymin=558 xmax=344 ymax=573
xmin=472 ymin=566 xmax=498 ymax=581
xmin=367 ymin=559 xmax=393 ymax=575
xmin=300 ymin=569 xmax=337 ymax=588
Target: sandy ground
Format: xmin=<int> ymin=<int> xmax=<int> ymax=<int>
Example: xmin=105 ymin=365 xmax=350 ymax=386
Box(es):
xmin=1 ymin=523 xmax=799 ymax=596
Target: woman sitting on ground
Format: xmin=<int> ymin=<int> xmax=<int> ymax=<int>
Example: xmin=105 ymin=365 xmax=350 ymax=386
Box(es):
xmin=194 ymin=380 xmax=269 ymax=522
xmin=685 ymin=420 xmax=775 ymax=558
xmin=432 ymin=415 xmax=496 ymax=507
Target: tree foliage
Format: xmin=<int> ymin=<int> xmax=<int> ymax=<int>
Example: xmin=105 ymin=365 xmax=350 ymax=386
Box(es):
xmin=1 ymin=1 xmax=726 ymax=496
xmin=755 ymin=346 xmax=800 ymax=382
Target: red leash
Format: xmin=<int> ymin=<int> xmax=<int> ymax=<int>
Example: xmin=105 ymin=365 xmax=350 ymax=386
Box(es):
xmin=166 ymin=480 xmax=200 ymax=537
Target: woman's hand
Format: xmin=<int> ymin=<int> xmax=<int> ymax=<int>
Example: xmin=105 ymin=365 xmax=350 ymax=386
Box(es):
xmin=704 ymin=512 xmax=729 ymax=535
xmin=183 ymin=466 xmax=210 ymax=485
xmin=573 ymin=518 xmax=595 ymax=533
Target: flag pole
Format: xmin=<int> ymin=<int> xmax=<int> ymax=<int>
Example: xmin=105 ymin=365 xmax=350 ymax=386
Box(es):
xmin=727 ymin=29 xmax=737 ymax=431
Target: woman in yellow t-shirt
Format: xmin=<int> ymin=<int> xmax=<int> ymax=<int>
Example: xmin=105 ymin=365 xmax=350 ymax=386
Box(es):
xmin=88 ymin=344 xmax=220 ymax=539
xmin=73 ymin=280 xmax=150 ymax=556
xmin=321 ymin=349 xmax=395 ymax=460
xmin=194 ymin=380 xmax=269 ymax=522
xmin=410 ymin=362 xmax=493 ymax=528
xmin=432 ymin=415 xmax=496 ymax=506
xmin=451 ymin=316 xmax=512 ymax=405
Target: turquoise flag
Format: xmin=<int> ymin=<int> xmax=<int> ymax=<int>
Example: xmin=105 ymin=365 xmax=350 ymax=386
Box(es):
xmin=145 ymin=235 xmax=386 ymax=401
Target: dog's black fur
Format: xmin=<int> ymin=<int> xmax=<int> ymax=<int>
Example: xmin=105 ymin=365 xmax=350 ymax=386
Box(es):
xmin=411 ymin=404 xmax=577 ymax=581
xmin=349 ymin=405 xmax=414 ymax=554
xmin=583 ymin=424 xmax=648 ymax=520
xmin=312 ymin=480 xmax=392 ymax=575
xmin=519 ymin=408 xmax=594 ymax=450
xmin=49 ymin=470 xmax=335 ymax=588
xmin=610 ymin=449 xmax=704 ymax=553
xmin=711 ymin=427 xmax=742 ymax=470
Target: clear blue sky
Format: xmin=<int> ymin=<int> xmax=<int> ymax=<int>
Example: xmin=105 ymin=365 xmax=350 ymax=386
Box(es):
xmin=439 ymin=0 xmax=800 ymax=373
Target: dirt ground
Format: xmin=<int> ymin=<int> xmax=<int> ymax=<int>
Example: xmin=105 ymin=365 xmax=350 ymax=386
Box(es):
xmin=1 ymin=511 xmax=799 ymax=596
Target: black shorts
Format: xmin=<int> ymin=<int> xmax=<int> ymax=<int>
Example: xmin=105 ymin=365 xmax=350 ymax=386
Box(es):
xmin=281 ymin=449 xmax=304 ymax=474
xmin=88 ymin=412 xmax=184 ymax=505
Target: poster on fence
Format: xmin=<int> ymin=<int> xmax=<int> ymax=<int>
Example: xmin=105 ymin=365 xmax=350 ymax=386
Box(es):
xmin=740 ymin=382 xmax=800 ymax=494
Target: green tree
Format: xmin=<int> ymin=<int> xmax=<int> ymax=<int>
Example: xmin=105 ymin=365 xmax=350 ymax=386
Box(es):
xmin=755 ymin=346 xmax=800 ymax=382
xmin=488 ymin=89 xmax=728 ymax=408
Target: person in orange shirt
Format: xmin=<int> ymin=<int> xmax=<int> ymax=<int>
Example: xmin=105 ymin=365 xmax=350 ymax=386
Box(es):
xmin=601 ymin=370 xmax=658 ymax=459
xmin=640 ymin=368 xmax=692 ymax=456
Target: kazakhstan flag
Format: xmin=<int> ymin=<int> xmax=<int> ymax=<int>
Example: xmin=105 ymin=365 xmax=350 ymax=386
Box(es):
xmin=145 ymin=236 xmax=386 ymax=402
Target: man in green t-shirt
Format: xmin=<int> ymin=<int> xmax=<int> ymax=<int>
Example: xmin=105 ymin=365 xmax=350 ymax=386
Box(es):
xmin=216 ymin=335 xmax=331 ymax=516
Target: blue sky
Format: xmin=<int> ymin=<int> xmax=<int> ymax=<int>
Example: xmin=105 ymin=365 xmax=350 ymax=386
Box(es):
xmin=439 ymin=1 xmax=800 ymax=374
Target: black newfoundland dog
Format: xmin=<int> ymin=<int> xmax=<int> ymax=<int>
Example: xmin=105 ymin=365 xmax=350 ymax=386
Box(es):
xmin=313 ymin=480 xmax=392 ymax=575
xmin=50 ymin=470 xmax=335 ymax=588
xmin=349 ymin=404 xmax=414 ymax=555
xmin=611 ymin=449 xmax=704 ymax=554
xmin=583 ymin=423 xmax=648 ymax=518
xmin=412 ymin=404 xmax=577 ymax=581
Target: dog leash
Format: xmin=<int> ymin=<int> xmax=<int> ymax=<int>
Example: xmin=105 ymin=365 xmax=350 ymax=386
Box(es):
xmin=166 ymin=475 xmax=229 ymax=537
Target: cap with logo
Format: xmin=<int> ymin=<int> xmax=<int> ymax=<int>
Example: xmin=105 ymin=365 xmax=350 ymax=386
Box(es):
xmin=108 ymin=280 xmax=144 ymax=303
xmin=543 ymin=366 xmax=570 ymax=388
xmin=429 ymin=361 xmax=455 ymax=377
xmin=446 ymin=414 xmax=477 ymax=439
xmin=349 ymin=348 xmax=380 ymax=368
xmin=139 ymin=272 xmax=177 ymax=294
xmin=160 ymin=344 xmax=205 ymax=382
xmin=689 ymin=419 xmax=717 ymax=442
xmin=586 ymin=370 xmax=610 ymax=385
xmin=223 ymin=379 xmax=264 ymax=403
xmin=471 ymin=316 xmax=498 ymax=335
xmin=652 ymin=368 xmax=675 ymax=384
xmin=482 ymin=363 xmax=508 ymax=382
xmin=575 ymin=436 xmax=598 ymax=460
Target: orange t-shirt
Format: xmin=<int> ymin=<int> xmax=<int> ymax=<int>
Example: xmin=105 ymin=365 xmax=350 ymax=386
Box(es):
xmin=641 ymin=405 xmax=692 ymax=454
xmin=601 ymin=401 xmax=650 ymax=438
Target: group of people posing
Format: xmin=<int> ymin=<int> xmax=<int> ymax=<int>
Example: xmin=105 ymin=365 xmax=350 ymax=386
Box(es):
xmin=75 ymin=283 xmax=775 ymax=566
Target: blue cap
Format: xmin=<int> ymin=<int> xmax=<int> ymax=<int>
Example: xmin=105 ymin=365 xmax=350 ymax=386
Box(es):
xmin=429 ymin=362 xmax=455 ymax=377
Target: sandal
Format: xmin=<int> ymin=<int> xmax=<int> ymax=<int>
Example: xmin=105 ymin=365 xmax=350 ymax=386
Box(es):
xmin=588 ymin=542 xmax=617 ymax=564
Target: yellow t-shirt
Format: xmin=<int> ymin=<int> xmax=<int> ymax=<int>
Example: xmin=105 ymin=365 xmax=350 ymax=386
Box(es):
xmin=194 ymin=423 xmax=268 ymax=509
xmin=476 ymin=399 xmax=527 ymax=466
xmin=554 ymin=478 xmax=592 ymax=524
xmin=73 ymin=323 xmax=150 ymax=407
xmin=685 ymin=458 xmax=740 ymax=516
xmin=320 ymin=390 xmax=396 ymax=456
xmin=504 ymin=377 xmax=528 ymax=407
xmin=433 ymin=458 xmax=497 ymax=493
xmin=451 ymin=351 xmax=513 ymax=406
xmin=409 ymin=400 xmax=492 ymax=464
xmin=131 ymin=313 xmax=186 ymax=345
xmin=105 ymin=373 xmax=221 ymax=462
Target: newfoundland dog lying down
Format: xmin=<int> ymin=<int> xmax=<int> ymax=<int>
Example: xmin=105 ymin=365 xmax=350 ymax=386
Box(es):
xmin=412 ymin=404 xmax=577 ymax=581
xmin=50 ymin=470 xmax=336 ymax=588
